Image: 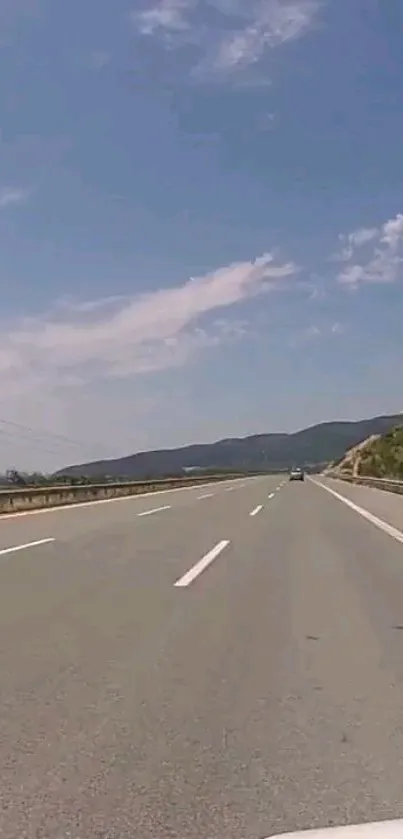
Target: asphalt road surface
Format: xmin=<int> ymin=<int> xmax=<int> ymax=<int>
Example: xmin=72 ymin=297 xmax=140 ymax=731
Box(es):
xmin=1 ymin=475 xmax=403 ymax=838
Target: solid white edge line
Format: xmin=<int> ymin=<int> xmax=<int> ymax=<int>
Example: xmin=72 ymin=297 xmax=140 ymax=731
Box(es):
xmin=312 ymin=479 xmax=403 ymax=545
xmin=0 ymin=538 xmax=55 ymax=557
xmin=174 ymin=540 xmax=230 ymax=588
xmin=250 ymin=505 xmax=263 ymax=517
xmin=137 ymin=505 xmax=171 ymax=517
xmin=265 ymin=818 xmax=403 ymax=838
xmin=0 ymin=476 xmax=259 ymax=521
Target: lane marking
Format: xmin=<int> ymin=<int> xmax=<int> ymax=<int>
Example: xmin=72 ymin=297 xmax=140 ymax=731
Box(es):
xmin=198 ymin=493 xmax=214 ymax=500
xmin=263 ymin=819 xmax=403 ymax=838
xmin=0 ymin=538 xmax=55 ymax=557
xmin=174 ymin=540 xmax=230 ymax=588
xmin=268 ymin=492 xmax=275 ymax=499
xmin=226 ymin=486 xmax=236 ymax=492
xmin=313 ymin=480 xmax=403 ymax=546
xmin=250 ymin=505 xmax=263 ymax=517
xmin=0 ymin=476 xmax=256 ymax=521
xmin=137 ymin=505 xmax=171 ymax=517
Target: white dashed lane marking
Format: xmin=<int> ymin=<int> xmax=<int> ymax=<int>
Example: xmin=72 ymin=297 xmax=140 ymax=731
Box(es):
xmin=174 ymin=540 xmax=230 ymax=588
xmin=250 ymin=505 xmax=263 ymax=517
xmin=137 ymin=505 xmax=171 ymax=517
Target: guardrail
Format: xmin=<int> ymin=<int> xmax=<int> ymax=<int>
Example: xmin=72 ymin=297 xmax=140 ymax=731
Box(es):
xmin=0 ymin=473 xmax=249 ymax=516
xmin=325 ymin=473 xmax=403 ymax=495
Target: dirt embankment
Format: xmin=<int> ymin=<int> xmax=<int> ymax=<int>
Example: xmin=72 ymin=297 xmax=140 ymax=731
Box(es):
xmin=325 ymin=425 xmax=403 ymax=480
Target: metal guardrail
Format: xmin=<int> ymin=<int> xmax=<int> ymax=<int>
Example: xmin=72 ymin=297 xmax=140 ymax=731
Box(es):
xmin=0 ymin=472 xmax=251 ymax=516
xmin=326 ymin=473 xmax=403 ymax=495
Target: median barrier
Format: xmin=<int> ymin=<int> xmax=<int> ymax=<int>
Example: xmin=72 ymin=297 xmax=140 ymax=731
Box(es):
xmin=0 ymin=473 xmax=248 ymax=516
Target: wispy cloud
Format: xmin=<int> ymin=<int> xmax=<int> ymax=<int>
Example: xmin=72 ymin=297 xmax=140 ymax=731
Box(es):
xmin=291 ymin=320 xmax=343 ymax=346
xmin=132 ymin=0 xmax=321 ymax=80
xmin=0 ymin=252 xmax=297 ymax=396
xmin=349 ymin=228 xmax=378 ymax=248
xmin=135 ymin=0 xmax=194 ymax=35
xmin=330 ymin=227 xmax=378 ymax=263
xmin=335 ymin=213 xmax=403 ymax=287
xmin=0 ymin=248 xmax=302 ymax=469
xmin=303 ymin=324 xmax=321 ymax=339
xmin=0 ymin=186 xmax=31 ymax=208
xmin=209 ymin=0 xmax=320 ymax=75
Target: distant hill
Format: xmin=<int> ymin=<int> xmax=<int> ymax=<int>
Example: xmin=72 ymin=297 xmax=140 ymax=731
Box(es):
xmin=331 ymin=424 xmax=403 ymax=479
xmin=55 ymin=413 xmax=403 ymax=480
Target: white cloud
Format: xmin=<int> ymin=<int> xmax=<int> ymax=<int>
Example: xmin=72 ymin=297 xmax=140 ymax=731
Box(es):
xmin=0 ymin=186 xmax=30 ymax=208
xmin=132 ymin=0 xmax=320 ymax=79
xmin=336 ymin=213 xmax=403 ymax=288
xmin=330 ymin=227 xmax=378 ymax=263
xmin=210 ymin=0 xmax=319 ymax=74
xmin=0 ymin=252 xmax=296 ymax=462
xmin=0 ymin=251 xmax=298 ymax=469
xmin=381 ymin=213 xmax=403 ymax=250
xmin=134 ymin=0 xmax=194 ymax=35
xmin=349 ymin=227 xmax=378 ymax=248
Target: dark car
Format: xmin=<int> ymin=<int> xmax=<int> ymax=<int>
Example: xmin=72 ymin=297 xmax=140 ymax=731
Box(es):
xmin=289 ymin=467 xmax=305 ymax=481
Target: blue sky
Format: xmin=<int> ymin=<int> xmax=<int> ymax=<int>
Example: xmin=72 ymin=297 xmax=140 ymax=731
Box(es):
xmin=0 ymin=0 xmax=402 ymax=470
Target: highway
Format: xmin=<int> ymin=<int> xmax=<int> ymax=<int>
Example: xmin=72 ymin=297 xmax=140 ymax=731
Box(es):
xmin=1 ymin=475 xmax=403 ymax=838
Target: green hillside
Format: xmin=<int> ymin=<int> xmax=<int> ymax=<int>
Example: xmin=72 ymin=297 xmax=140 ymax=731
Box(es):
xmin=358 ymin=425 xmax=403 ymax=479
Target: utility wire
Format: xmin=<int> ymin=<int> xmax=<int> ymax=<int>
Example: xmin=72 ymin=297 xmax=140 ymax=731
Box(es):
xmin=0 ymin=416 xmax=119 ymax=459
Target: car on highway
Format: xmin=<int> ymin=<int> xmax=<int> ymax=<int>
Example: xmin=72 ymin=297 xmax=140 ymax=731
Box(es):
xmin=289 ymin=466 xmax=305 ymax=481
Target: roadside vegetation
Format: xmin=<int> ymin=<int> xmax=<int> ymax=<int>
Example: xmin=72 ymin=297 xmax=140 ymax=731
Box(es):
xmin=358 ymin=425 xmax=403 ymax=479
xmin=330 ymin=425 xmax=403 ymax=479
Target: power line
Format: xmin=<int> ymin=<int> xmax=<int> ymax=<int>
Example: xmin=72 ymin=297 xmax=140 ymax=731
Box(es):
xmin=0 ymin=416 xmax=119 ymax=461
xmin=0 ymin=416 xmax=102 ymax=450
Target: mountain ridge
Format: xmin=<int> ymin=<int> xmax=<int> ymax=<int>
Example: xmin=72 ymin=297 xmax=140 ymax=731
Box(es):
xmin=55 ymin=413 xmax=403 ymax=480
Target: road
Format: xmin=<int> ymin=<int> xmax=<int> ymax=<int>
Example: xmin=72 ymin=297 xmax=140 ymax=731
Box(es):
xmin=1 ymin=475 xmax=403 ymax=838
